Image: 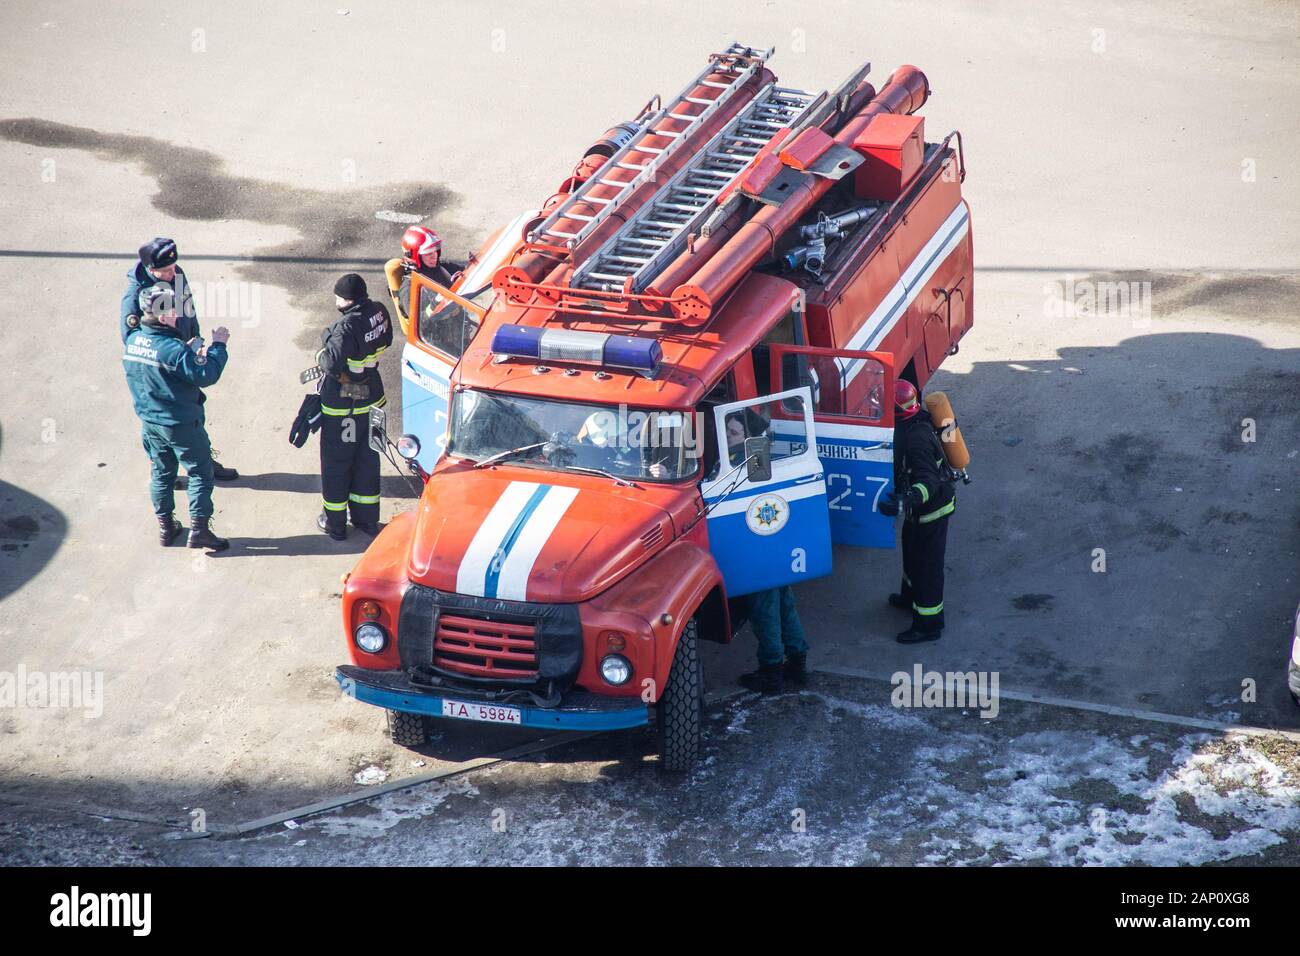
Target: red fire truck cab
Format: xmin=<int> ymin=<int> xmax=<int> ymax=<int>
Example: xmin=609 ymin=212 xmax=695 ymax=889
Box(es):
xmin=336 ymin=44 xmax=973 ymax=770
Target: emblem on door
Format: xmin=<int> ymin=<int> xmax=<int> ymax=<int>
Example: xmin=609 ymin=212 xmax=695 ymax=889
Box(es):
xmin=746 ymin=494 xmax=789 ymax=536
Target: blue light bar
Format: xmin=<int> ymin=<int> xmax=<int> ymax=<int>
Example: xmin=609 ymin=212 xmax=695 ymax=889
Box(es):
xmin=490 ymin=325 xmax=662 ymax=374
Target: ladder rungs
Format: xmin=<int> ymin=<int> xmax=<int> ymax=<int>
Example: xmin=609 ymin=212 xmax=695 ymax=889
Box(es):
xmin=568 ymin=71 xmax=817 ymax=288
xmin=615 ymin=162 xmax=648 ymax=171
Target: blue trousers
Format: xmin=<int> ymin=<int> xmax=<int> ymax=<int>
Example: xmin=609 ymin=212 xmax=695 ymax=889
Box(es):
xmin=141 ymin=421 xmax=214 ymax=520
xmin=749 ymin=585 xmax=808 ymax=666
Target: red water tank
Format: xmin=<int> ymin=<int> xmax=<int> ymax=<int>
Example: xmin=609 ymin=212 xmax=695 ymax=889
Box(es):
xmin=852 ymin=113 xmax=925 ymax=201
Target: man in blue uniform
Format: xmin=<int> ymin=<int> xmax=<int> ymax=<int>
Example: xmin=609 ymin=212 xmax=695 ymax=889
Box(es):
xmin=315 ymin=273 xmax=393 ymax=540
xmin=123 ymin=283 xmax=233 ymax=552
xmin=121 ymin=237 xmax=238 ymax=483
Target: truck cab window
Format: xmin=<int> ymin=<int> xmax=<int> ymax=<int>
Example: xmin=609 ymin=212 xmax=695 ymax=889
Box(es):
xmin=417 ymin=284 xmax=479 ymax=360
xmin=753 ymin=308 xmax=804 ymax=394
xmin=779 ymin=352 xmax=886 ymax=423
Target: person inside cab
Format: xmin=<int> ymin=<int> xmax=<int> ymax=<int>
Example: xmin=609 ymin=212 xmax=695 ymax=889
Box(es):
xmin=573 ymin=410 xmax=684 ymax=480
xmin=572 ymin=410 xmax=622 ymax=471
xmin=724 ymin=407 xmax=772 ymax=468
xmin=384 ymin=225 xmax=464 ymax=338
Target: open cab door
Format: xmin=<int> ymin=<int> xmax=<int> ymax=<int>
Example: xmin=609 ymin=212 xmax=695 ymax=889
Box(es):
xmin=769 ymin=345 xmax=897 ymax=548
xmin=401 ymin=274 xmax=485 ymax=472
xmin=702 ymin=386 xmax=833 ymax=597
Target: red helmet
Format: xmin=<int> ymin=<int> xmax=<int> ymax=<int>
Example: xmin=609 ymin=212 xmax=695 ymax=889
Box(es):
xmin=894 ymin=379 xmax=921 ymax=419
xmin=401 ymin=225 xmax=442 ymax=263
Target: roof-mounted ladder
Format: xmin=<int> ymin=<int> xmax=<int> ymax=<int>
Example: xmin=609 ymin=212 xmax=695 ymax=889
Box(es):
xmin=526 ymin=42 xmax=773 ymax=251
xmin=570 ymin=83 xmax=820 ymax=294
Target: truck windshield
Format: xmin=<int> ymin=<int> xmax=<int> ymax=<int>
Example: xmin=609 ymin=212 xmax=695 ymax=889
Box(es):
xmin=448 ymin=389 xmax=699 ymax=482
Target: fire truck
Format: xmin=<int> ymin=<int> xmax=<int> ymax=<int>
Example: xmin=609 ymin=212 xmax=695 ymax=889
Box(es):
xmin=336 ymin=43 xmax=973 ymax=770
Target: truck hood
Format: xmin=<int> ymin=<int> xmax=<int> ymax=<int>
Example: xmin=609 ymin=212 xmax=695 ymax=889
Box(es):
xmin=407 ymin=466 xmax=675 ymax=604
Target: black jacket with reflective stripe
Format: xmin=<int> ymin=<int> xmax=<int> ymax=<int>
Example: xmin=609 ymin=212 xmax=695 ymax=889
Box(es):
xmin=317 ymin=298 xmax=393 ymax=414
xmin=893 ymin=409 xmax=956 ymax=520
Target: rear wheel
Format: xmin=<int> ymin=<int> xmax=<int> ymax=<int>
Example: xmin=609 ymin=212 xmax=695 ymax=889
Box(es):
xmin=656 ymin=618 xmax=702 ymax=773
xmin=387 ymin=709 xmax=429 ymax=748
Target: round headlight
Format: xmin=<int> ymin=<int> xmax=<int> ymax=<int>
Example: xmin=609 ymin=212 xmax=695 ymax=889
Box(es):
xmin=396 ymin=434 xmax=421 ymax=460
xmin=600 ymin=654 xmax=632 ymax=686
xmin=353 ymin=623 xmax=387 ymax=654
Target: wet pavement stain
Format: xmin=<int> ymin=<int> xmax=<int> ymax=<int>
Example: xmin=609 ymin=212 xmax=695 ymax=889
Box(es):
xmin=1012 ymin=593 xmax=1055 ymax=611
xmin=0 ymin=117 xmax=481 ymax=352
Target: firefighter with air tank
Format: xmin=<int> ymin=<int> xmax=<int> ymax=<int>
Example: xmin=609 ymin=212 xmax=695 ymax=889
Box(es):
xmin=878 ymin=381 xmax=968 ymax=644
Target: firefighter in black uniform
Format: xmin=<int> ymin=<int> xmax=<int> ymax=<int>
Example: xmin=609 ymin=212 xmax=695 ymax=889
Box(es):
xmin=879 ymin=380 xmax=956 ymax=644
xmin=316 ymin=274 xmax=393 ymax=540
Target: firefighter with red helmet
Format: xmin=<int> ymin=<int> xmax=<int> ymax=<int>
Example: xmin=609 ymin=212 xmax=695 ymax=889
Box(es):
xmin=383 ymin=225 xmax=463 ymax=338
xmin=878 ymin=380 xmax=956 ymax=643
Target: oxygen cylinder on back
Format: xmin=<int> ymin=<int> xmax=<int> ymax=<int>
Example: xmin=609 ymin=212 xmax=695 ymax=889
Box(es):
xmin=923 ymin=391 xmax=971 ymax=481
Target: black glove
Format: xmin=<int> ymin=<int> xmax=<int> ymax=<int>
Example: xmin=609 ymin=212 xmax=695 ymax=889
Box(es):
xmin=880 ymin=487 xmax=922 ymax=518
xmin=289 ymin=394 xmax=322 ymax=448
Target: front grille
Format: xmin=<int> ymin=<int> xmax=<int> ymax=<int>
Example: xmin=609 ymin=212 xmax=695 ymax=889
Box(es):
xmin=433 ymin=614 xmax=539 ymax=679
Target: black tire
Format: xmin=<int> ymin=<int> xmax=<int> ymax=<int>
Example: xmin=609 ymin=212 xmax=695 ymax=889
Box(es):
xmin=656 ymin=618 xmax=702 ymax=773
xmin=387 ymin=710 xmax=428 ymax=748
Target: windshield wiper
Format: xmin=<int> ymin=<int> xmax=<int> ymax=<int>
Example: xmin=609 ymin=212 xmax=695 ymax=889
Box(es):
xmin=559 ymin=464 xmax=639 ymax=487
xmin=472 ymin=441 xmax=548 ymax=469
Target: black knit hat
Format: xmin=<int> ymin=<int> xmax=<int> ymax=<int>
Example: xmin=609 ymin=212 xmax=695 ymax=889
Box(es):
xmin=139 ymin=237 xmax=178 ymax=269
xmin=334 ymin=273 xmax=367 ymax=301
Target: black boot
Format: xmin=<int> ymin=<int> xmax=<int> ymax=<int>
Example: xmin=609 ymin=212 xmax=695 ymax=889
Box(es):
xmin=318 ymin=512 xmax=347 ymax=541
xmin=783 ymin=652 xmax=808 ymax=687
xmin=351 ymin=519 xmax=381 ymax=536
xmin=157 ymin=513 xmax=182 ymax=547
xmin=739 ymin=662 xmax=785 ymax=695
xmin=213 ymin=460 xmax=239 ymax=481
xmin=188 ymin=517 xmax=230 ymax=552
xmin=888 ymin=593 xmax=911 ymax=610
xmin=896 ymin=626 xmax=942 ymax=645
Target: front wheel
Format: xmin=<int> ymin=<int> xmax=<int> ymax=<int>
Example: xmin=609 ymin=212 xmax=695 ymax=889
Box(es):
xmin=387 ymin=709 xmax=429 ymax=748
xmin=656 ymin=618 xmax=702 ymax=773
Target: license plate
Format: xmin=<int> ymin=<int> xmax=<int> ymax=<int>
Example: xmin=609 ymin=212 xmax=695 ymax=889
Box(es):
xmin=441 ymin=698 xmax=522 ymax=725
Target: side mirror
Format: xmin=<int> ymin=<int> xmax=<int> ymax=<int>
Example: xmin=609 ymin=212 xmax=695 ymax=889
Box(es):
xmin=744 ymin=436 xmax=772 ymax=483
xmin=396 ymin=434 xmax=421 ymax=461
xmin=368 ymin=406 xmax=388 ymax=455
